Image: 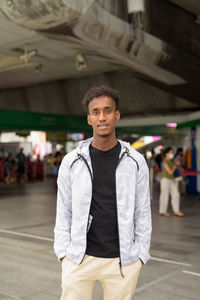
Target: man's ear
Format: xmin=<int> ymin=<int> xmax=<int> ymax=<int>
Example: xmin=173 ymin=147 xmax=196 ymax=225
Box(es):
xmin=87 ymin=114 xmax=92 ymax=126
xmin=115 ymin=110 xmax=120 ymax=123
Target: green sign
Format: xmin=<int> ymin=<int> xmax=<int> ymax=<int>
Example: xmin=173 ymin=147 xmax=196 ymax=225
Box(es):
xmin=177 ymin=119 xmax=200 ymax=128
xmin=116 ymin=125 xmax=183 ymax=136
xmin=0 ymin=109 xmax=91 ymax=133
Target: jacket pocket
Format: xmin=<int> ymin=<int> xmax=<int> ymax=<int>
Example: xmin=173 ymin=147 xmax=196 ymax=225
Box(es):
xmin=87 ymin=214 xmax=93 ymax=232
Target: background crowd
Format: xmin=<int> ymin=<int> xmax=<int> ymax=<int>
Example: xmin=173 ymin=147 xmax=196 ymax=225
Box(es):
xmin=0 ymin=144 xmax=191 ymax=218
xmin=0 ymin=147 xmax=66 ymax=184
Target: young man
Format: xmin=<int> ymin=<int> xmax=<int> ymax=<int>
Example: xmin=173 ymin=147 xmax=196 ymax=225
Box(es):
xmin=54 ymin=85 xmax=152 ymax=300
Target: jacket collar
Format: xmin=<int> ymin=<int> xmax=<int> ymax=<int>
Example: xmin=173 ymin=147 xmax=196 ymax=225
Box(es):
xmin=77 ymin=138 xmax=131 ymax=158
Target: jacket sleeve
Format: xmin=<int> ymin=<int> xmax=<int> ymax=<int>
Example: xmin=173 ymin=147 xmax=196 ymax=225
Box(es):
xmin=54 ymin=156 xmax=72 ymax=260
xmin=134 ymin=156 xmax=152 ymax=264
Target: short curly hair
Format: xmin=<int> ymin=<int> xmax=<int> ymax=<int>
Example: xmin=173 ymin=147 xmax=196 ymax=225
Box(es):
xmin=82 ymin=85 xmax=120 ymax=113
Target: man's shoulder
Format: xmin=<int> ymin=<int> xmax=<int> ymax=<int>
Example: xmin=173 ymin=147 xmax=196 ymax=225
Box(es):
xmin=120 ymin=140 xmax=145 ymax=162
xmin=128 ymin=147 xmax=144 ymax=161
xmin=61 ymin=138 xmax=92 ymax=165
xmin=118 ymin=140 xmax=146 ymax=171
xmin=62 ymin=148 xmax=78 ymax=164
xmin=129 ymin=148 xmax=147 ymax=172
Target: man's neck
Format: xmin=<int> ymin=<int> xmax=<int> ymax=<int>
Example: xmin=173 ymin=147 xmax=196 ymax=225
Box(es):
xmin=91 ymin=135 xmax=117 ymax=151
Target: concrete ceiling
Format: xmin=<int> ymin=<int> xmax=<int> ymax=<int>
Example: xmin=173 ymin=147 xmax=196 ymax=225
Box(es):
xmin=0 ymin=0 xmax=199 ymax=122
xmin=0 ymin=9 xmax=115 ymax=89
xmin=169 ymin=0 xmax=200 ymax=15
xmin=169 ymin=0 xmax=200 ymax=24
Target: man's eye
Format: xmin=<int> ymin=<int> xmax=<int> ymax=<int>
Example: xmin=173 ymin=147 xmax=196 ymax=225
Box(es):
xmin=93 ymin=111 xmax=98 ymax=115
xmin=106 ymin=109 xmax=111 ymax=113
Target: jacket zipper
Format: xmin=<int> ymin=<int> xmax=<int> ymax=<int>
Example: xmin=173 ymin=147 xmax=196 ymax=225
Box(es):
xmin=115 ymin=148 xmax=129 ymax=278
xmin=77 ymin=153 xmax=94 ymax=264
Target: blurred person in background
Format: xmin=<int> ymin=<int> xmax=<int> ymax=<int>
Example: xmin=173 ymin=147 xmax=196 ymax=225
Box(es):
xmin=60 ymin=147 xmax=66 ymax=160
xmin=145 ymin=150 xmax=157 ymax=169
xmin=155 ymin=148 xmax=164 ymax=168
xmin=159 ymin=147 xmax=184 ymax=217
xmin=50 ymin=151 xmax=62 ymax=178
xmin=0 ymin=148 xmax=7 ymax=159
xmin=174 ymin=147 xmax=185 ymax=194
xmin=0 ymin=148 xmax=4 ymax=159
xmin=16 ymin=148 xmax=26 ymax=183
xmin=4 ymin=153 xmax=13 ymax=183
xmin=10 ymin=155 xmax=17 ymax=183
xmin=4 ymin=153 xmax=17 ymax=183
xmin=175 ymin=148 xmax=184 ymax=168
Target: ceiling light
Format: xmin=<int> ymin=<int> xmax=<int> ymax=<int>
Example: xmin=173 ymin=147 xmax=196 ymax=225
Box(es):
xmin=75 ymin=52 xmax=88 ymax=71
xmin=166 ymin=123 xmax=177 ymax=127
xmin=20 ymin=49 xmax=37 ymax=63
xmin=19 ymin=44 xmax=37 ymax=63
xmin=127 ymin=0 xmax=145 ymax=13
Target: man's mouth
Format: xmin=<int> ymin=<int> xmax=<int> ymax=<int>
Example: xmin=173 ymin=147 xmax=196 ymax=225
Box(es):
xmin=97 ymin=124 xmax=109 ymax=128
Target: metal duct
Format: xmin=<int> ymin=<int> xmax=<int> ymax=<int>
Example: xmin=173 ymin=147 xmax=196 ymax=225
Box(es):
xmin=0 ymin=0 xmax=128 ymax=30
xmin=0 ymin=0 xmax=95 ymax=30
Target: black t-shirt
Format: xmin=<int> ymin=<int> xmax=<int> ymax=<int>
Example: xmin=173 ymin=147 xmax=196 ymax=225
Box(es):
xmin=86 ymin=141 xmax=121 ymax=258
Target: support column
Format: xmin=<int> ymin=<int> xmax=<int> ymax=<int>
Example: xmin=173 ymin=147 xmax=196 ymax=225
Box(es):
xmin=187 ymin=127 xmax=197 ymax=195
xmin=196 ymin=126 xmax=200 ymax=193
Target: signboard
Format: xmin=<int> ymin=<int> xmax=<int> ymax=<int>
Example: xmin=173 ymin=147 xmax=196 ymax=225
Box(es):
xmin=0 ymin=109 xmax=91 ymax=133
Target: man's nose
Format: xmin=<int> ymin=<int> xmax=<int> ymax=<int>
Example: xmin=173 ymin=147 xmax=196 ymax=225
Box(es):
xmin=99 ymin=111 xmax=106 ymax=121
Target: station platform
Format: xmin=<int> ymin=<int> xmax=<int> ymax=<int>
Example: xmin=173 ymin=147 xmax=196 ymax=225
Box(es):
xmin=0 ymin=178 xmax=199 ymax=300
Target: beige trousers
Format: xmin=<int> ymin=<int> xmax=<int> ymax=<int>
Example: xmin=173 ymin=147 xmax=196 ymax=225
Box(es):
xmin=159 ymin=177 xmax=180 ymax=213
xmin=60 ymin=254 xmax=142 ymax=300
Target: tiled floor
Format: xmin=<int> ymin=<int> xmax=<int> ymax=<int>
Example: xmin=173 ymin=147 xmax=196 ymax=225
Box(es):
xmin=0 ymin=178 xmax=199 ymax=299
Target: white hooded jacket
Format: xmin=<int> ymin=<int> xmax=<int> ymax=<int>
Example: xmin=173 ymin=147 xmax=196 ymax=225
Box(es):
xmin=54 ymin=138 xmax=152 ymax=272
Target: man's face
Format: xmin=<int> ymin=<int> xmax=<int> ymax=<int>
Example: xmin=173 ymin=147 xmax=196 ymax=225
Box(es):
xmin=87 ymin=96 xmax=120 ymax=137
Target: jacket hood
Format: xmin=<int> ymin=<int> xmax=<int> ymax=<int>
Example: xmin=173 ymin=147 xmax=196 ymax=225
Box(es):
xmin=77 ymin=138 xmax=132 ymax=157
